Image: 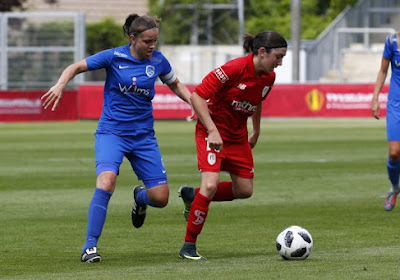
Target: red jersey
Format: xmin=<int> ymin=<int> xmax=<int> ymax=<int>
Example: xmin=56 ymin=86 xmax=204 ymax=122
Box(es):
xmin=195 ymin=54 xmax=275 ymax=142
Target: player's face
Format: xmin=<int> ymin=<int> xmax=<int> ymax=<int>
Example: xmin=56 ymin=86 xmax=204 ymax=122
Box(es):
xmin=260 ymin=47 xmax=287 ymax=74
xmin=130 ymin=28 xmax=159 ymax=60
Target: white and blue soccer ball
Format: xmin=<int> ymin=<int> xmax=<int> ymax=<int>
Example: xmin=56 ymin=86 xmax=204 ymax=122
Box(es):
xmin=276 ymin=225 xmax=313 ymax=260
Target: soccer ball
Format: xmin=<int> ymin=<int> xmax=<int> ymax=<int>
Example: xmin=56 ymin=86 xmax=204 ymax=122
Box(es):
xmin=276 ymin=225 xmax=313 ymax=260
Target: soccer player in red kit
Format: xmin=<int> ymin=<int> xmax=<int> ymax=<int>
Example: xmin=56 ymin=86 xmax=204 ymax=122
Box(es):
xmin=178 ymin=31 xmax=287 ymax=260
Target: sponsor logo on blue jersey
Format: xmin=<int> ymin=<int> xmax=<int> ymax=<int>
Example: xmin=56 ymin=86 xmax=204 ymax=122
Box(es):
xmin=113 ymin=51 xmax=128 ymax=58
xmin=118 ymin=76 xmax=150 ymax=97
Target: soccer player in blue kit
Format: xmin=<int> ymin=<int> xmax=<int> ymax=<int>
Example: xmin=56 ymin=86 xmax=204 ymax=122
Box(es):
xmin=41 ymin=14 xmax=192 ymax=262
xmin=372 ymin=31 xmax=400 ymax=211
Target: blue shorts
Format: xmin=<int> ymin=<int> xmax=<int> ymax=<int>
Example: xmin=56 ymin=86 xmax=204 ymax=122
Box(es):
xmin=387 ymin=100 xmax=400 ymax=141
xmin=94 ymin=129 xmax=167 ymax=188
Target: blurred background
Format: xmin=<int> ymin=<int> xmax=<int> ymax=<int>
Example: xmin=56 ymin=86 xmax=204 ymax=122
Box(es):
xmin=0 ymin=0 xmax=398 ymax=120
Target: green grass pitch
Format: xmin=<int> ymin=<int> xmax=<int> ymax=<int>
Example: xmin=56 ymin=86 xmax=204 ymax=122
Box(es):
xmin=1 ymin=119 xmax=399 ymax=279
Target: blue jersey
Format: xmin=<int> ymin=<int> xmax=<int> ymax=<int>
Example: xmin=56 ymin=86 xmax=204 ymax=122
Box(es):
xmin=383 ymin=33 xmax=400 ymax=101
xmin=86 ymin=44 xmax=176 ymax=134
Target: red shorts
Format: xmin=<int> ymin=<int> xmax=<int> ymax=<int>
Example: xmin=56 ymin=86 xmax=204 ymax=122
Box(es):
xmin=195 ymin=132 xmax=254 ymax=179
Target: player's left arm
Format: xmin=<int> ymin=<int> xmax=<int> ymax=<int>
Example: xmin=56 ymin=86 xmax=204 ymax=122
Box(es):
xmin=249 ymin=102 xmax=262 ymax=149
xmin=167 ymin=78 xmax=191 ymax=104
xmin=160 ymin=55 xmax=192 ymax=106
xmin=167 ymin=78 xmax=194 ymax=118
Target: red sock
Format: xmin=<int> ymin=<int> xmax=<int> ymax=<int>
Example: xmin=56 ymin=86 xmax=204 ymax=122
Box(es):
xmin=185 ymin=193 xmax=212 ymax=243
xmin=194 ymin=182 xmax=234 ymax=201
xmin=212 ymin=181 xmax=234 ymax=201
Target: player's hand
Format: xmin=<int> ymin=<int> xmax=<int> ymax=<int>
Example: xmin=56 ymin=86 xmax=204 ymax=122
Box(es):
xmin=207 ymin=130 xmax=223 ymax=151
xmin=371 ymin=99 xmax=380 ymax=119
xmin=249 ymin=133 xmax=259 ymax=149
xmin=188 ymin=106 xmax=195 ymax=121
xmin=41 ymin=84 xmax=64 ymax=111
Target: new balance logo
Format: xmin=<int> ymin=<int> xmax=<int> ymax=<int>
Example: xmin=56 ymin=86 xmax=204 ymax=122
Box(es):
xmin=192 ymin=209 xmax=206 ymax=225
xmin=237 ymin=83 xmax=247 ymax=90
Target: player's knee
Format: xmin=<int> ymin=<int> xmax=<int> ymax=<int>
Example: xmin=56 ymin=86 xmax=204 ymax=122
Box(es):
xmin=155 ymin=193 xmax=169 ymax=207
xmin=148 ymin=186 xmax=169 ymax=207
xmin=96 ymin=172 xmax=117 ymax=192
xmin=203 ymin=182 xmax=218 ymax=194
xmin=389 ymin=150 xmax=400 ymax=162
xmin=233 ymin=182 xmax=253 ymax=198
xmin=236 ymin=188 xmax=253 ymax=199
xmin=153 ymin=197 xmax=168 ymax=208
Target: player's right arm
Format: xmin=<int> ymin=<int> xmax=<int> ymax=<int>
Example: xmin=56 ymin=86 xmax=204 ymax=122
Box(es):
xmin=41 ymin=59 xmax=88 ymax=111
xmin=191 ymin=92 xmax=223 ymax=151
xmin=193 ymin=60 xmax=242 ymax=151
xmin=372 ymin=57 xmax=390 ymax=119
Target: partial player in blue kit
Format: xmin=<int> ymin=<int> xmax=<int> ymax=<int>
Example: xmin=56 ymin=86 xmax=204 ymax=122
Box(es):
xmin=372 ymin=31 xmax=400 ymax=211
xmin=41 ymin=14 xmax=192 ymax=262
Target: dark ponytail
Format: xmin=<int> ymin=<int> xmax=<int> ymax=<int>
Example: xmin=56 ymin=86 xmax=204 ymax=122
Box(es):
xmin=243 ymin=31 xmax=287 ymax=54
xmin=123 ymin=14 xmax=160 ymax=38
xmin=243 ymin=33 xmax=255 ymax=53
xmin=123 ymin=14 xmax=141 ymax=37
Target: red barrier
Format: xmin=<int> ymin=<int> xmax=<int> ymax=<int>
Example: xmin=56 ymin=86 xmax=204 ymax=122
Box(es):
xmin=152 ymin=85 xmax=196 ymax=119
xmin=0 ymin=84 xmax=389 ymax=122
xmin=0 ymin=90 xmax=78 ymax=121
xmin=78 ymin=83 xmax=389 ymax=119
xmin=264 ymin=83 xmax=388 ymax=117
xmin=78 ymin=85 xmax=103 ymax=119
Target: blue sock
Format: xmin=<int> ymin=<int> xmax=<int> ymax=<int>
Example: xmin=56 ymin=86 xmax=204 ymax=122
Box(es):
xmin=387 ymin=157 xmax=400 ymax=188
xmin=82 ymin=188 xmax=112 ymax=253
xmin=136 ymin=188 xmax=156 ymax=207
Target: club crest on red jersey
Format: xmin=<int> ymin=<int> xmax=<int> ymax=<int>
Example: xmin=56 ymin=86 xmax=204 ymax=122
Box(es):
xmin=207 ymin=152 xmax=216 ymax=165
xmin=262 ymin=86 xmax=270 ymax=98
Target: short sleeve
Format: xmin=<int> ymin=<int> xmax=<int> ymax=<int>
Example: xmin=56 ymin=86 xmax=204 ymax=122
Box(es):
xmin=158 ymin=55 xmax=177 ymax=84
xmin=196 ymin=59 xmax=242 ymax=100
xmin=86 ymin=49 xmax=114 ymax=71
xmin=383 ymin=34 xmax=394 ymax=60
